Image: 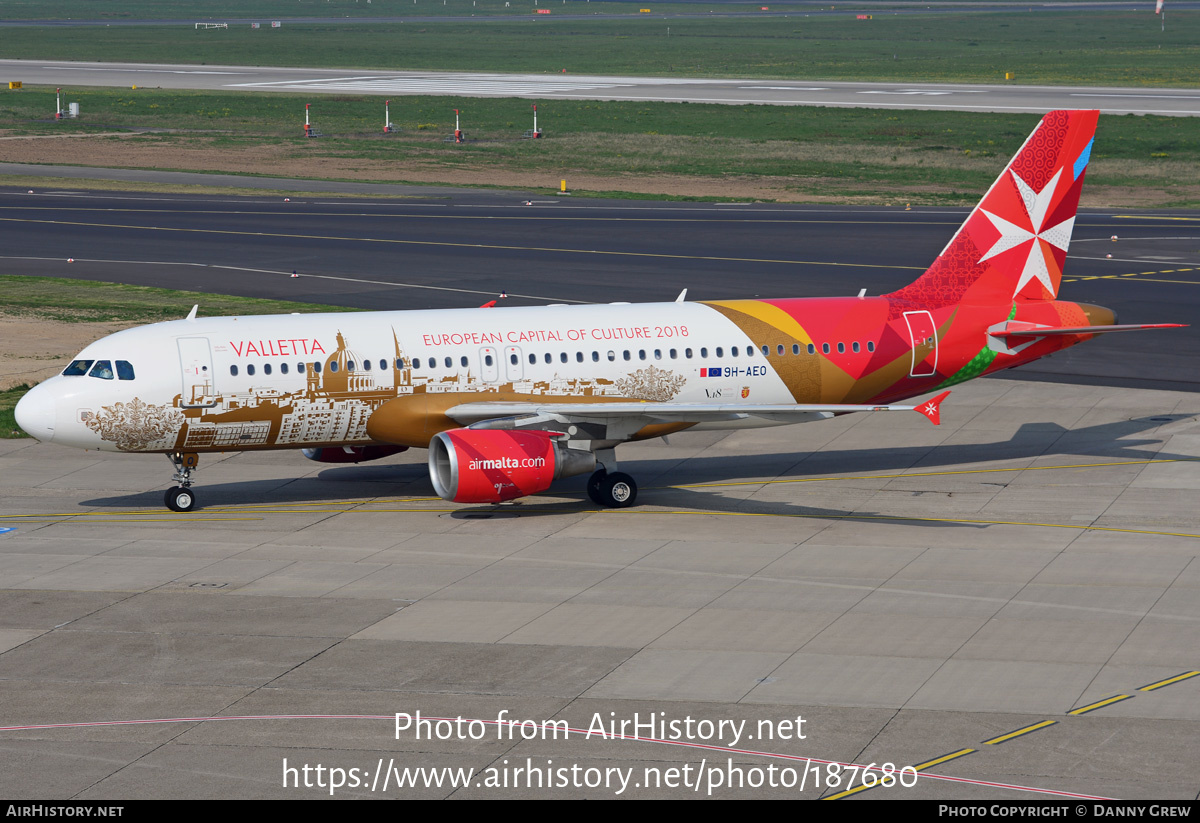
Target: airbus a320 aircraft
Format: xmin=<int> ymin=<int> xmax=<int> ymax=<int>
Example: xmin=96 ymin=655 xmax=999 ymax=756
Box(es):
xmin=15 ymin=110 xmax=1183 ymax=512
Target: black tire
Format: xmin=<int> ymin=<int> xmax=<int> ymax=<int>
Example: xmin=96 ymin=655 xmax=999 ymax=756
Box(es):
xmin=586 ymin=469 xmax=607 ymax=506
xmin=165 ymin=486 xmax=196 ymax=512
xmin=600 ymin=472 xmax=637 ymax=508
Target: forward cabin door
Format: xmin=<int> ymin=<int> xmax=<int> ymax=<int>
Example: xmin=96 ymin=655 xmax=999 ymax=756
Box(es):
xmin=903 ymin=311 xmax=939 ymax=378
xmin=178 ymin=337 xmax=218 ymax=408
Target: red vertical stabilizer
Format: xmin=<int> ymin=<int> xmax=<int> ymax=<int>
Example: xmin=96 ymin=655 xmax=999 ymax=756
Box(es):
xmin=887 ymin=110 xmax=1099 ymax=310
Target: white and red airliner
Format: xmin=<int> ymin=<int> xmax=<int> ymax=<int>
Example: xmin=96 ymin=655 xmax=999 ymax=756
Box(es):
xmin=14 ymin=110 xmax=1183 ymax=511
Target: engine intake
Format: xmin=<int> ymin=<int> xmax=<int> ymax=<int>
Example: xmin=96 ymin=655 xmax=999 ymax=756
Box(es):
xmin=429 ymin=429 xmax=595 ymax=503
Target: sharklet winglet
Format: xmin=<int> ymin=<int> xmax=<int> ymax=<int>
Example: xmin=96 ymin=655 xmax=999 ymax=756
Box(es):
xmin=915 ymin=390 xmax=951 ymax=426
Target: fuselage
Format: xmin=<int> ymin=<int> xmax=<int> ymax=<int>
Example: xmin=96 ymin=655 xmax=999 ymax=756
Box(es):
xmin=16 ymin=295 xmax=1112 ymax=456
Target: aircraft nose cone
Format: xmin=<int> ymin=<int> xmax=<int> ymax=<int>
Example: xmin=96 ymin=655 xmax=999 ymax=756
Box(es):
xmin=14 ymin=385 xmax=55 ymax=441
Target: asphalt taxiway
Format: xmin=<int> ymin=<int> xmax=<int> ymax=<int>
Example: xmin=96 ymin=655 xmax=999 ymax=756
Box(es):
xmin=0 ymin=188 xmax=1198 ymax=799
xmin=1 ymin=185 xmax=1197 ymax=390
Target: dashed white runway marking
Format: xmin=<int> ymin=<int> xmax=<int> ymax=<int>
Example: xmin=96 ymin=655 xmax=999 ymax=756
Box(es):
xmin=230 ymin=75 xmax=637 ymax=96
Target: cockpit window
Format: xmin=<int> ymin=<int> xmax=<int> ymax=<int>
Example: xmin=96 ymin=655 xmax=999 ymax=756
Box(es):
xmin=63 ymin=359 xmax=93 ymax=376
xmin=116 ymin=361 xmax=135 ymax=381
xmin=88 ymin=360 xmax=114 ymax=380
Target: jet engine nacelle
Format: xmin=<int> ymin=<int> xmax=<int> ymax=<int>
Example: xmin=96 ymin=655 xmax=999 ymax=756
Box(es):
xmin=428 ymin=428 xmax=596 ymax=503
xmin=301 ymin=445 xmax=409 ymax=464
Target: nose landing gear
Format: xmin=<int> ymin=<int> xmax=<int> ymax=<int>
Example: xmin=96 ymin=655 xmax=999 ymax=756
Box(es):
xmin=165 ymin=452 xmax=199 ymax=512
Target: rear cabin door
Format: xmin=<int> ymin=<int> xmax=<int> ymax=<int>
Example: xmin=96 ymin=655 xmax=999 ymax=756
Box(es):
xmin=903 ymin=311 xmax=939 ymax=378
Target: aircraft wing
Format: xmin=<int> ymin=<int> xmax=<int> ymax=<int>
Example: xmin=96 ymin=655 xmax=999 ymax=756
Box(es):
xmin=445 ymin=390 xmax=951 ymax=428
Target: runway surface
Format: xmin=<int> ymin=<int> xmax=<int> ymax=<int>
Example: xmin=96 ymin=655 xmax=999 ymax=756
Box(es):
xmin=1 ymin=187 xmax=1199 ymax=799
xmin=4 ymin=59 xmax=1199 ymax=116
xmin=1 ymin=185 xmax=1197 ymax=391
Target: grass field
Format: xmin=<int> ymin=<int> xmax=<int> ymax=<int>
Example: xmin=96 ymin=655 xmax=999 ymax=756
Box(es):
xmin=2 ymin=86 xmax=1197 ymax=205
xmin=0 ymin=0 xmax=831 ymax=20
xmin=0 ymin=385 xmax=31 ymax=438
xmin=0 ymin=11 xmax=1196 ymax=86
xmin=0 ymin=0 xmax=1121 ymax=21
xmin=0 ymin=275 xmax=361 ymax=323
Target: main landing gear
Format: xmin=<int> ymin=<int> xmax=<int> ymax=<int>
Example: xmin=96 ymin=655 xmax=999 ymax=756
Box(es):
xmin=586 ymin=469 xmax=638 ymax=508
xmin=164 ymin=452 xmax=200 ymax=512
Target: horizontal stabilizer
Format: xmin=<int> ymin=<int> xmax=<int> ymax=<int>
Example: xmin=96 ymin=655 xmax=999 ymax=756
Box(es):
xmin=990 ymin=323 xmax=1186 ymax=339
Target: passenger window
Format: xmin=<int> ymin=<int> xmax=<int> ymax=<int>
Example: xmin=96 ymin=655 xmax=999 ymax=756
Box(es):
xmin=685 ymin=348 xmax=693 ymax=359
xmin=462 ymin=356 xmax=469 ymax=368
xmin=528 ymin=353 xmax=536 ymax=365
xmin=509 ymin=354 xmax=517 ymax=365
xmin=560 ymin=352 xmax=568 ymax=363
xmin=363 ymin=359 xmax=372 ymax=371
xmin=837 ymin=343 xmax=845 ymax=354
xmin=395 ymin=358 xmax=404 ymax=370
xmin=576 ymin=352 xmax=584 ymax=363
xmin=263 ymin=363 xmax=272 ymax=376
xmin=807 ymin=344 xmax=815 ymax=355
xmin=544 ymin=353 xmax=551 ymax=364
xmin=445 ymin=357 xmax=452 ymax=369
xmin=379 ymin=359 xmax=387 ymax=371
xmin=247 ymin=364 xmax=256 ymax=376
xmin=746 ymin=346 xmax=754 ymax=357
xmin=639 ymin=350 xmax=646 ymax=361
xmin=347 ymin=361 xmax=355 ymax=371
xmin=776 ymin=345 xmax=783 ymax=356
xmin=852 ymin=342 xmax=860 ymax=353
xmin=281 ymin=362 xmax=289 ymax=375
xmin=62 ymin=359 xmax=93 ymax=376
xmin=670 ymin=349 xmax=677 ymax=359
xmin=716 ymin=347 xmax=723 ymax=358
xmin=867 ymin=342 xmax=875 ymax=352
xmin=792 ymin=344 xmax=800 ymax=355
xmin=413 ymin=358 xmax=422 ymax=369
xmin=329 ymin=361 xmax=338 ymax=373
xmin=607 ymin=351 xmax=616 ymax=362
xmin=485 ymin=354 xmax=494 ymax=366
xmin=592 ymin=352 xmax=599 ymax=362
xmin=116 ymin=360 xmax=135 ymax=380
xmin=701 ymin=347 xmax=709 ymax=358
xmin=623 ymin=350 xmax=631 ymax=361
xmin=230 ymin=365 xmax=239 ymax=377
xmin=822 ymin=344 xmax=830 ymax=354
xmin=88 ymin=360 xmax=114 ymax=380
xmin=654 ymin=349 xmax=662 ymax=360
xmin=730 ymin=347 xmax=738 ymax=358
xmin=763 ymin=345 xmax=770 ymax=356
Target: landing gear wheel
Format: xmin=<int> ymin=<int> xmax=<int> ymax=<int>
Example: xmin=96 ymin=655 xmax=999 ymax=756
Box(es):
xmin=599 ymin=472 xmax=637 ymax=508
xmin=165 ymin=486 xmax=197 ymax=513
xmin=586 ymin=469 xmax=608 ymax=506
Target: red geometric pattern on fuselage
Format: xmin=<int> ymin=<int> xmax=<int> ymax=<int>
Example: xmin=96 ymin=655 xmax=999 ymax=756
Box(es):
xmin=885 ymin=232 xmax=987 ymax=317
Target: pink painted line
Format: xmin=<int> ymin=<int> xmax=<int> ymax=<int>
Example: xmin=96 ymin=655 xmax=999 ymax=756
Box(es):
xmin=0 ymin=713 xmax=1113 ymax=800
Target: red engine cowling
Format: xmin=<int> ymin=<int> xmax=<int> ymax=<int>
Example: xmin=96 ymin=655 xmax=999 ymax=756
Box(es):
xmin=428 ymin=429 xmax=595 ymax=503
xmin=302 ymin=445 xmax=409 ymax=464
